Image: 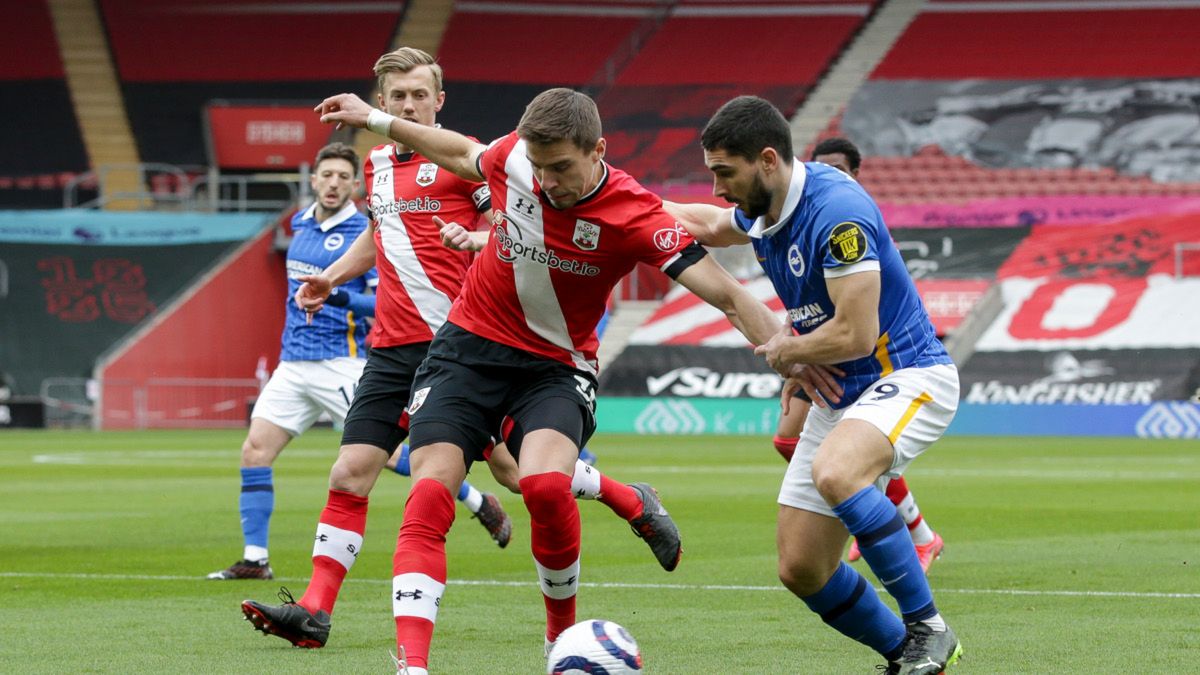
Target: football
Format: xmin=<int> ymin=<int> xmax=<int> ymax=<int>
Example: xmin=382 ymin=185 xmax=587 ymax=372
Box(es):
xmin=546 ymin=619 xmax=643 ymax=674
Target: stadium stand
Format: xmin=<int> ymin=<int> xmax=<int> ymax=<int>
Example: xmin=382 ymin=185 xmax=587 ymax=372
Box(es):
xmin=0 ymin=1 xmax=90 ymax=207
xmin=98 ymin=0 xmax=405 ymax=167
xmin=599 ymin=0 xmax=878 ymax=183
xmin=836 ymin=0 xmax=1200 ymax=204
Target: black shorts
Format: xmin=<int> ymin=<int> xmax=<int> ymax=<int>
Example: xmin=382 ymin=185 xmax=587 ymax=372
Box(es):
xmin=406 ymin=322 xmax=597 ymax=465
xmin=341 ymin=342 xmax=431 ymax=454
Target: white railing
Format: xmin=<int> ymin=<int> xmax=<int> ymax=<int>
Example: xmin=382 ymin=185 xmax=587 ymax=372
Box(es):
xmin=42 ymin=376 xmax=265 ymax=429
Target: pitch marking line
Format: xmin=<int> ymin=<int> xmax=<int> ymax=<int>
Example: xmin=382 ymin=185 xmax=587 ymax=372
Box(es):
xmin=2 ymin=572 xmax=1197 ymax=600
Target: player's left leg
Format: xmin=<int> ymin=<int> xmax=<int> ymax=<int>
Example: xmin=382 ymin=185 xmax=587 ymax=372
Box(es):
xmin=820 ymin=365 xmax=962 ymax=672
xmin=494 ymin=436 xmax=681 ymax=572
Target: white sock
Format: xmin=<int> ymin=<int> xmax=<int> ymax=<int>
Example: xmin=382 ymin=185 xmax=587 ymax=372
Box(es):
xmin=243 ymin=545 xmax=269 ymax=562
xmin=919 ymin=613 xmax=947 ymax=632
xmin=909 ymin=519 xmax=935 ymax=546
xmin=461 ymin=484 xmax=484 ymax=513
xmin=570 ymin=460 xmax=601 ymax=500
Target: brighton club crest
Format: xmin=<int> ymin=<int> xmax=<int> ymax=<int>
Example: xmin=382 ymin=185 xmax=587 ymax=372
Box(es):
xmin=415 ymin=163 xmax=438 ymax=187
xmin=573 ymin=219 xmax=600 ymax=250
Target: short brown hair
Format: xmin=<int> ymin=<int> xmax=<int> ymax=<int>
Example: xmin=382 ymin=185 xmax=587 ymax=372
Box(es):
xmin=517 ymin=88 xmax=602 ymax=151
xmin=373 ymin=47 xmax=443 ymax=93
xmin=315 ymin=142 xmax=359 ymax=177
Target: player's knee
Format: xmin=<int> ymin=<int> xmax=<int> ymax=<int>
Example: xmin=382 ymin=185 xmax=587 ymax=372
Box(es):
xmin=240 ymin=436 xmax=274 ymax=467
xmin=777 ymin=557 xmax=825 ymax=597
xmin=811 ymin=458 xmax=853 ymax=505
xmin=327 ymin=456 xmax=373 ymax=495
xmin=518 ymin=473 xmax=571 ymax=518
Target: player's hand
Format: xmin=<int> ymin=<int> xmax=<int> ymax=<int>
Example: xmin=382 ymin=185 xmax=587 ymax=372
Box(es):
xmin=294 ymin=274 xmax=334 ymax=324
xmin=436 ymin=216 xmax=480 ymax=252
xmin=314 ymin=93 xmax=372 ymax=130
xmin=787 ymin=363 xmax=845 ymax=409
xmin=755 ymin=323 xmax=795 ymax=375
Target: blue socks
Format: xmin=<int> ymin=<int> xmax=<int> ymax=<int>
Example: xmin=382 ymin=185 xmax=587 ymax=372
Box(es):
xmin=802 ymin=562 xmax=906 ymax=659
xmin=239 ymin=467 xmax=274 ymax=556
xmin=833 ymin=486 xmax=936 ymax=624
xmin=391 ymin=443 xmax=412 ymax=476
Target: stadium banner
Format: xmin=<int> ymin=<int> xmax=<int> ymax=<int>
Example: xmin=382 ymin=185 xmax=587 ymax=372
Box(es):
xmin=961 ymin=349 xmax=1200 ymax=405
xmin=842 ymin=78 xmax=1200 ymax=183
xmin=600 ymin=346 xmax=777 ymax=399
xmin=595 ymin=397 xmax=1200 ymax=439
xmin=0 ymin=210 xmax=267 ymax=245
xmin=890 ymin=226 xmax=1027 ymax=277
xmin=881 ymin=196 xmax=1200 ymax=228
xmin=205 ymin=103 xmax=334 ymax=170
xmin=973 ymin=210 xmax=1200 ymax=351
xmin=626 ymin=276 xmax=983 ymax=347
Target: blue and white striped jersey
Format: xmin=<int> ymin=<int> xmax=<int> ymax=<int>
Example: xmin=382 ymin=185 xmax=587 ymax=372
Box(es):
xmin=733 ymin=161 xmax=951 ymax=408
xmin=280 ymin=201 xmax=377 ymax=361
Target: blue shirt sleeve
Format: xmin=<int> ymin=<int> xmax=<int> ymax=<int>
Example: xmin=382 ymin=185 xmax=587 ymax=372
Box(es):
xmin=814 ymin=193 xmax=882 ymax=274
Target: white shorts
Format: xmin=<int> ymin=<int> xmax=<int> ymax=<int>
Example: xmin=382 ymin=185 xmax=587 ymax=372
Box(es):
xmin=778 ymin=363 xmax=959 ymax=517
xmin=250 ymin=358 xmax=366 ymax=436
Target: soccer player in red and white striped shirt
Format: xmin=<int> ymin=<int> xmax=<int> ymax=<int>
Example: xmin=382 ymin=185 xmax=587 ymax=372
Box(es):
xmin=240 ymin=49 xmax=699 ymax=661
xmin=315 ymin=87 xmax=783 ymax=674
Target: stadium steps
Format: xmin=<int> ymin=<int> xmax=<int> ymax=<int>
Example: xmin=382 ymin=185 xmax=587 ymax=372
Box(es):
xmin=46 ymin=0 xmax=144 ymax=210
xmin=354 ymin=0 xmax=457 ymax=162
xmin=598 ymin=300 xmax=660 ymax=372
xmin=789 ymin=0 xmax=923 ymax=153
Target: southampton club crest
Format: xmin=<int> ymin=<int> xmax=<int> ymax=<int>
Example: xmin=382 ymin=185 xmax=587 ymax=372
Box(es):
xmin=415 ymin=163 xmax=438 ymax=187
xmin=573 ymin=219 xmax=600 ymax=251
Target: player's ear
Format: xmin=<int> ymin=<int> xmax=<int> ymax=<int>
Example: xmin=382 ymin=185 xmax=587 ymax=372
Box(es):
xmin=434 ymin=90 xmax=446 ymax=112
xmin=760 ymin=146 xmax=780 ymax=172
xmin=593 ymin=137 xmax=606 ymax=160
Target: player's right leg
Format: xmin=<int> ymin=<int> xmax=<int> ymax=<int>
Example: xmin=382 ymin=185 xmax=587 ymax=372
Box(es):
xmin=210 ymin=362 xmax=321 ymax=580
xmin=390 ymin=440 xmax=470 ymax=675
xmin=389 ymin=442 xmax=512 ymax=548
xmin=240 ymin=443 xmax=388 ymax=648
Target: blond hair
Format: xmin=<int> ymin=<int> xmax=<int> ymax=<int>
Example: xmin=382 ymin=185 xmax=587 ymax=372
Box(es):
xmin=373 ymin=47 xmax=443 ymax=93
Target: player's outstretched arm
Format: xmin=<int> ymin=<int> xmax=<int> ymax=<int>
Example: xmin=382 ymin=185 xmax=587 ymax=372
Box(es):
xmin=315 ymin=93 xmax=486 ymax=181
xmin=663 ymin=201 xmax=748 ymax=247
xmin=674 ymin=255 xmax=781 ymax=346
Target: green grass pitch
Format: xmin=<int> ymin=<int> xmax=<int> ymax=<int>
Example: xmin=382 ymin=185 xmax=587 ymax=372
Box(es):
xmin=2 ymin=430 xmax=1197 ymax=673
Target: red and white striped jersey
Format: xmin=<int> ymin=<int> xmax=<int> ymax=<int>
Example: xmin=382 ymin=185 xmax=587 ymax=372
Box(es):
xmin=364 ymin=143 xmax=489 ymax=348
xmin=448 ymin=132 xmax=693 ymax=375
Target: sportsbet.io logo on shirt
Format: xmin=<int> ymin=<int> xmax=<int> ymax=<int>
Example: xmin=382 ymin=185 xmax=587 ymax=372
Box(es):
xmin=492 ymin=217 xmax=600 ymax=277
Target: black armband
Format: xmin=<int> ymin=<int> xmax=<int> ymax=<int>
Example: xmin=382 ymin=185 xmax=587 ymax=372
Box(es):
xmin=663 ymin=241 xmax=708 ymax=279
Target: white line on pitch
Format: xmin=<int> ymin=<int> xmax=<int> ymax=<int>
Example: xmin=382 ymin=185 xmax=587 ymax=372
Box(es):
xmin=2 ymin=572 xmax=1196 ymax=599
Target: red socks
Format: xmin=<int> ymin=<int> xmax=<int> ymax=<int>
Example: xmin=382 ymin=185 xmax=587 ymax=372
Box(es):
xmin=773 ymin=435 xmax=799 ymax=462
xmin=520 ymin=472 xmax=581 ymax=642
xmin=299 ymin=489 xmax=368 ymax=615
xmin=392 ymin=478 xmax=456 ymax=670
xmin=596 ymin=475 xmax=643 ymax=521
